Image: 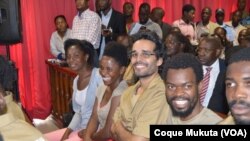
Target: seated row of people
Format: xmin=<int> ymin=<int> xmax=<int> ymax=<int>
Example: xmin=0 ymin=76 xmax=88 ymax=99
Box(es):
xmin=1 ymin=30 xmax=250 ymax=140
xmin=46 ymin=30 xmax=250 ymax=141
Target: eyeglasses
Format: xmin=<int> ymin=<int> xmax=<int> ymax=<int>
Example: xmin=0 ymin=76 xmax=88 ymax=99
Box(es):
xmin=129 ymin=51 xmax=155 ymax=59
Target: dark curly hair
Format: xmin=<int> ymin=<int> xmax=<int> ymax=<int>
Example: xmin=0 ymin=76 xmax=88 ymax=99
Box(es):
xmin=182 ymin=4 xmax=195 ymax=15
xmin=131 ymin=30 xmax=165 ymax=59
xmin=103 ymin=41 xmax=129 ymax=67
xmin=64 ymin=39 xmax=95 ymax=67
xmin=162 ymin=53 xmax=203 ymax=83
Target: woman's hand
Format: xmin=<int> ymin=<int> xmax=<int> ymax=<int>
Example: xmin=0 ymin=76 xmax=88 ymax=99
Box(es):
xmin=60 ymin=128 xmax=72 ymax=141
xmin=78 ymin=129 xmax=86 ymax=139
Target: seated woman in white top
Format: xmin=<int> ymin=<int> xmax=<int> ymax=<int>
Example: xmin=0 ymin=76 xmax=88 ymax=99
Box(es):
xmin=45 ymin=39 xmax=103 ymax=141
xmin=84 ymin=42 xmax=129 ymax=141
xmin=50 ymin=15 xmax=71 ymax=60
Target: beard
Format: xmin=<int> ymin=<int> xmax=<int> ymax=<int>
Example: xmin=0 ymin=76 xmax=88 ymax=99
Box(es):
xmin=229 ymin=100 xmax=250 ymax=125
xmin=167 ymin=95 xmax=197 ymax=117
xmin=133 ymin=62 xmax=156 ymax=78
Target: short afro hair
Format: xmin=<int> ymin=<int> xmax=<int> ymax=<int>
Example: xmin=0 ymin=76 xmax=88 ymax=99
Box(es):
xmin=162 ymin=53 xmax=203 ymax=83
xmin=182 ymin=4 xmax=195 ymax=15
xmin=228 ymin=47 xmax=250 ymax=65
xmin=131 ymin=30 xmax=165 ymax=59
xmin=103 ymin=41 xmax=129 ymax=67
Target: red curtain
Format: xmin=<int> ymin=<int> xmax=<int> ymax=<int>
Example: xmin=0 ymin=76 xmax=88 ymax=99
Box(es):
xmin=2 ymin=0 xmax=249 ymax=119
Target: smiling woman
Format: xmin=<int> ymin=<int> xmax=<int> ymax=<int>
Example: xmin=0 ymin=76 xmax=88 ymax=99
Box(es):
xmin=84 ymin=41 xmax=128 ymax=141
xmin=45 ymin=39 xmax=103 ymax=141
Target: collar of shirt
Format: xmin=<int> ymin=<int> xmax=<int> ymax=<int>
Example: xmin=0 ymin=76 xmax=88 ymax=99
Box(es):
xmin=4 ymin=93 xmax=13 ymax=105
xmin=77 ymin=8 xmax=90 ymax=19
xmin=101 ymin=8 xmax=113 ymax=18
xmin=143 ymin=19 xmax=154 ymax=26
xmin=0 ymin=113 xmax=16 ymax=127
xmin=56 ymin=28 xmax=70 ymax=40
xmin=202 ymin=59 xmax=220 ymax=74
xmin=198 ymin=21 xmax=212 ymax=28
xmin=226 ymin=21 xmax=244 ymax=29
xmin=179 ymin=19 xmax=194 ymax=26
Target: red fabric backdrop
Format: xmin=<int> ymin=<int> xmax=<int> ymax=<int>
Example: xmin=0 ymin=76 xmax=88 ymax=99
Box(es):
xmin=0 ymin=0 xmax=249 ymax=119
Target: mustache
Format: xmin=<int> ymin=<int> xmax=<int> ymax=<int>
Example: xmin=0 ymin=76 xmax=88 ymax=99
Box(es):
xmin=229 ymin=100 xmax=250 ymax=108
xmin=133 ymin=62 xmax=148 ymax=67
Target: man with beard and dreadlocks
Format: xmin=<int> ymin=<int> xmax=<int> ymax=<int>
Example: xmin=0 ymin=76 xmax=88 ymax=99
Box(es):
xmin=220 ymin=47 xmax=250 ymax=125
xmin=162 ymin=53 xmax=222 ymax=124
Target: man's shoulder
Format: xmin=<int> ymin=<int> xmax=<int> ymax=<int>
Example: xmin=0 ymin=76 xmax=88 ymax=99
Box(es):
xmin=5 ymin=120 xmax=45 ymax=140
xmin=50 ymin=31 xmax=58 ymax=38
xmin=86 ymin=9 xmax=100 ymax=18
xmin=202 ymin=108 xmax=223 ymax=122
xmin=172 ymin=19 xmax=183 ymax=26
xmin=112 ymin=9 xmax=124 ymax=16
xmin=163 ymin=22 xmax=171 ymax=28
xmin=218 ymin=115 xmax=235 ymax=125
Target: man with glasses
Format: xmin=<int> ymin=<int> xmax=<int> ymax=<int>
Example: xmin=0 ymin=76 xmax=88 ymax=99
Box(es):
xmin=111 ymin=31 xmax=169 ymax=141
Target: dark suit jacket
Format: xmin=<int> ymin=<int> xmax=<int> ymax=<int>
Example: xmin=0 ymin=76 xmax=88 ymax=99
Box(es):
xmin=161 ymin=22 xmax=171 ymax=41
xmin=207 ymin=59 xmax=229 ymax=115
xmin=97 ymin=9 xmax=126 ymax=56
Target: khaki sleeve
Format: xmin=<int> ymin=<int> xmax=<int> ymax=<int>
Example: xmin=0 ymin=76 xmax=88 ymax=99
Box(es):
xmin=132 ymin=89 xmax=169 ymax=138
xmin=113 ymin=106 xmax=121 ymax=123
